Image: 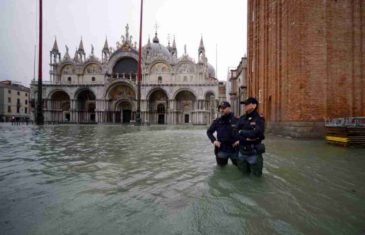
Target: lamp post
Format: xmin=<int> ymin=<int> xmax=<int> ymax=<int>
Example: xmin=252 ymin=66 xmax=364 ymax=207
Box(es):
xmin=135 ymin=0 xmax=143 ymax=125
xmin=36 ymin=0 xmax=44 ymax=125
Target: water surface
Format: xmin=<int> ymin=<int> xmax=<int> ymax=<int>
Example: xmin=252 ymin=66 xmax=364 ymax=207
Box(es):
xmin=0 ymin=124 xmax=364 ymax=235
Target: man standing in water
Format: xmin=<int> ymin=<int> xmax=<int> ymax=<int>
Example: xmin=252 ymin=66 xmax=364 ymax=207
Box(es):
xmin=237 ymin=97 xmax=265 ymax=176
xmin=207 ymin=101 xmax=239 ymax=166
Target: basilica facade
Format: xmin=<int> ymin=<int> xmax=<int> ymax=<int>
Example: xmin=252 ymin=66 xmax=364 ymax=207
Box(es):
xmin=31 ymin=25 xmax=220 ymax=124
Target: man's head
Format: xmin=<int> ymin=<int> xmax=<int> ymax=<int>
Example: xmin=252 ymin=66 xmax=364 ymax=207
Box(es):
xmin=241 ymin=97 xmax=258 ymax=114
xmin=218 ymin=101 xmax=231 ymax=116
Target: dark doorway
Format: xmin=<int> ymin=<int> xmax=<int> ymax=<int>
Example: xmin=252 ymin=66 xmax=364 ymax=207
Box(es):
xmin=115 ymin=112 xmax=121 ymax=123
xmin=184 ymin=114 xmax=189 ymax=123
xmin=90 ymin=114 xmax=96 ymax=122
xmin=65 ymin=113 xmax=70 ymax=122
xmin=158 ymin=114 xmax=165 ymax=124
xmin=123 ymin=110 xmax=132 ymax=123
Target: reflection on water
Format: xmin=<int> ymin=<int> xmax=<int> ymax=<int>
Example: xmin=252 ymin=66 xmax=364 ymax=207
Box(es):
xmin=0 ymin=123 xmax=365 ymax=235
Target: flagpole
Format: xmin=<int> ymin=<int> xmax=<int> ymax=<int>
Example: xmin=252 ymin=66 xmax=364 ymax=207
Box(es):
xmin=36 ymin=0 xmax=44 ymax=125
xmin=136 ymin=0 xmax=143 ymax=125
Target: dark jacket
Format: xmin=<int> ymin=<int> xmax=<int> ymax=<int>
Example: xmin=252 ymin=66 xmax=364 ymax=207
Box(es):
xmin=207 ymin=113 xmax=239 ymax=151
xmin=237 ymin=110 xmax=265 ymax=146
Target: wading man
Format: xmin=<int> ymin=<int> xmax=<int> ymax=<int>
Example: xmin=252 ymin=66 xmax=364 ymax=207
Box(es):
xmin=237 ymin=97 xmax=265 ymax=176
xmin=207 ymin=101 xmax=239 ymax=166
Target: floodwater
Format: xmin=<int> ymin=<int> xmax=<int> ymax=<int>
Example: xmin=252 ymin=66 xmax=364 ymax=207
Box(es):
xmin=0 ymin=124 xmax=364 ymax=235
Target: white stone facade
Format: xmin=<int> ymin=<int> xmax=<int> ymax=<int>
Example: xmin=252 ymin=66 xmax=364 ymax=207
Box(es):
xmin=31 ymin=25 xmax=219 ymax=124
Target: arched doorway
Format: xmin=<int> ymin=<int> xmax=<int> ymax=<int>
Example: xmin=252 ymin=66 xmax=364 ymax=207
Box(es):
xmin=112 ymin=57 xmax=138 ymax=80
xmin=148 ymin=89 xmax=168 ymax=124
xmin=50 ymin=90 xmax=70 ymax=123
xmin=107 ymin=83 xmax=136 ymax=123
xmin=115 ymin=101 xmax=132 ymax=123
xmin=76 ymin=89 xmax=96 ymax=122
xmin=175 ymin=90 xmax=196 ymax=124
xmin=157 ymin=104 xmax=166 ymax=124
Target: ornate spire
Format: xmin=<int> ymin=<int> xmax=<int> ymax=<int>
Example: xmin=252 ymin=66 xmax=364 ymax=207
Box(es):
xmin=199 ymin=36 xmax=205 ymax=51
xmin=147 ymin=35 xmax=151 ymax=47
xmin=198 ymin=36 xmax=206 ymax=64
xmin=91 ymin=44 xmax=94 ymax=56
xmin=103 ymin=37 xmax=109 ymax=51
xmin=73 ymin=47 xmax=79 ymax=62
xmin=102 ymin=37 xmax=111 ymax=63
xmin=172 ymin=36 xmax=176 ymax=49
xmin=78 ymin=37 xmax=85 ymax=52
xmin=51 ymin=37 xmax=59 ymax=52
xmin=170 ymin=36 xmax=177 ymax=58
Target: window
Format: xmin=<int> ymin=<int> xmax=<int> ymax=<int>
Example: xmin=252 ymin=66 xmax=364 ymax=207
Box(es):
xmin=25 ymin=100 xmax=28 ymax=105
xmin=158 ymin=76 xmax=162 ymax=83
xmin=8 ymin=90 xmax=11 ymax=94
xmin=25 ymin=107 xmax=27 ymax=114
xmin=68 ymin=77 xmax=71 ymax=82
xmin=8 ymin=106 xmax=11 ymax=113
xmin=25 ymin=93 xmax=28 ymax=97
xmin=17 ymin=91 xmax=20 ymax=95
xmin=17 ymin=106 xmax=20 ymax=113
xmin=17 ymin=99 xmax=20 ymax=105
xmin=8 ymin=97 xmax=11 ymax=103
xmin=92 ymin=77 xmax=95 ymax=82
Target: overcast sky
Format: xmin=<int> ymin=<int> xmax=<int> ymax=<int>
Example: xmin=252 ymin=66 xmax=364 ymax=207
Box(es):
xmin=0 ymin=0 xmax=247 ymax=86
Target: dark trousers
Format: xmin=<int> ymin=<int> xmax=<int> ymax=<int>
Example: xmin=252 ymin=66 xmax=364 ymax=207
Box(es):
xmin=237 ymin=152 xmax=263 ymax=176
xmin=215 ymin=148 xmax=238 ymax=166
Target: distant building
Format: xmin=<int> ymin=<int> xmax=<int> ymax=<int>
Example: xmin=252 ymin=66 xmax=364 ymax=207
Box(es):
xmin=247 ymin=0 xmax=365 ymax=137
xmin=227 ymin=57 xmax=247 ymax=116
xmin=0 ymin=80 xmax=30 ymax=122
xmin=31 ymin=25 xmax=219 ymax=125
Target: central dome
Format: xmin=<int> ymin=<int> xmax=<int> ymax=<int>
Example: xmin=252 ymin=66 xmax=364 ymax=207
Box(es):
xmin=143 ymin=33 xmax=171 ymax=60
xmin=149 ymin=43 xmax=171 ymax=58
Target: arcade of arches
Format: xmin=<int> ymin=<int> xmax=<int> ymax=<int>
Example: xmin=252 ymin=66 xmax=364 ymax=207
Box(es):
xmin=45 ymin=86 xmax=217 ymax=124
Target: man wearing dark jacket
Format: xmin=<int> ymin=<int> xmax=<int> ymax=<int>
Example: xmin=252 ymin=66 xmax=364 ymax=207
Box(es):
xmin=237 ymin=97 xmax=265 ymax=176
xmin=207 ymin=101 xmax=239 ymax=166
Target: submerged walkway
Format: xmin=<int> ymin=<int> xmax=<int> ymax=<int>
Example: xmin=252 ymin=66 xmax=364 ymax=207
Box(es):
xmin=0 ymin=124 xmax=364 ymax=234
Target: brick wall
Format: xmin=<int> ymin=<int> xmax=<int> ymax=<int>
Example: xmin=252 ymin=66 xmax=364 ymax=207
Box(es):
xmin=247 ymin=0 xmax=365 ymax=137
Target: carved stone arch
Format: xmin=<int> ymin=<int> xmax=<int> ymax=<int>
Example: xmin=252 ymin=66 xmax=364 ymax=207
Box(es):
xmin=204 ymin=90 xmax=217 ymax=111
xmin=149 ymin=60 xmax=172 ymax=74
xmin=74 ymin=88 xmax=96 ymax=101
xmin=204 ymin=90 xmax=217 ymax=100
xmin=104 ymin=81 xmax=136 ymax=99
xmin=146 ymin=87 xmax=170 ymax=100
xmin=114 ymin=98 xmax=135 ymax=111
xmin=82 ymin=62 xmax=103 ymax=75
xmin=47 ymin=88 xmax=71 ymax=100
xmin=57 ymin=62 xmax=76 ymax=76
xmin=175 ymin=61 xmax=196 ymax=74
xmin=173 ymin=87 xmax=198 ymax=100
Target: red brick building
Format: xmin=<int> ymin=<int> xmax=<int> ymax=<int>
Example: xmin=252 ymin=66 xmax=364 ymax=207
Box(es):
xmin=247 ymin=0 xmax=365 ymax=137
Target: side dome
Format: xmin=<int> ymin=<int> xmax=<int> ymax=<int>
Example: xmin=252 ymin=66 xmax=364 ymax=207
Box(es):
xmin=208 ymin=63 xmax=216 ymax=78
